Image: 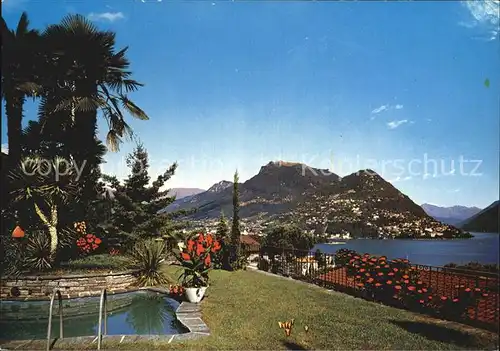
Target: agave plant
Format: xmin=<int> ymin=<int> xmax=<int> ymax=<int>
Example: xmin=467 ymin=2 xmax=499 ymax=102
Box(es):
xmin=130 ymin=239 xmax=169 ymax=287
xmin=25 ymin=230 xmax=52 ymax=271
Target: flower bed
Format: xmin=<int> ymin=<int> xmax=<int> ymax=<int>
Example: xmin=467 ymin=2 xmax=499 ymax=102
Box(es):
xmin=315 ymin=250 xmax=498 ymax=328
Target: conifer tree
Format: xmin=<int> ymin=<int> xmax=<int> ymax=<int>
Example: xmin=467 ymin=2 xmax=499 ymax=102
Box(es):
xmin=216 ymin=211 xmax=229 ymax=240
xmin=103 ymin=143 xmax=181 ymax=245
xmin=230 ymin=170 xmax=242 ymax=268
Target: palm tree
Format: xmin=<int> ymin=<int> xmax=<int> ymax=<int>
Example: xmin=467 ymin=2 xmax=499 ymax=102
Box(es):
xmin=40 ymin=14 xmax=149 ymax=153
xmin=1 ymin=12 xmax=42 ymax=167
xmin=31 ymin=14 xmax=149 ymax=221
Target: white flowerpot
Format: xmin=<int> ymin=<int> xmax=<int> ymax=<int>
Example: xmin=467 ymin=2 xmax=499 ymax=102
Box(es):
xmin=185 ymin=286 xmax=207 ymax=303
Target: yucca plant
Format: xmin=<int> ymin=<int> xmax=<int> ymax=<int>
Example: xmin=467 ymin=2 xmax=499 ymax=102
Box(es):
xmin=25 ymin=230 xmax=52 ymax=271
xmin=130 ymin=239 xmax=169 ymax=287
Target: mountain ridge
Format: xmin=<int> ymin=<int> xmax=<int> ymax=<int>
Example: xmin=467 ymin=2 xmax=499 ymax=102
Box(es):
xmin=460 ymin=201 xmax=499 ymax=233
xmin=163 ymin=162 xmax=469 ymax=239
xmin=421 ymin=203 xmax=482 ymax=226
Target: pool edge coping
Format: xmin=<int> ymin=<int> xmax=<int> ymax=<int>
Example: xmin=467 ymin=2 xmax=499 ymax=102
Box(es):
xmin=0 ymin=287 xmax=210 ymax=350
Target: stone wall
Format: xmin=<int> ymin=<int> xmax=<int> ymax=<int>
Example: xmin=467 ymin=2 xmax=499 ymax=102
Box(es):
xmin=0 ymin=271 xmax=139 ymax=300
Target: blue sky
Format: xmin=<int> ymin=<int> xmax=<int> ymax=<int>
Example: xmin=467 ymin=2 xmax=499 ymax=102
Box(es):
xmin=1 ymin=0 xmax=499 ymax=208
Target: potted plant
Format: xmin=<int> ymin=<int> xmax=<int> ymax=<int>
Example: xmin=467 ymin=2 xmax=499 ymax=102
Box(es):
xmin=176 ymin=233 xmax=221 ymax=303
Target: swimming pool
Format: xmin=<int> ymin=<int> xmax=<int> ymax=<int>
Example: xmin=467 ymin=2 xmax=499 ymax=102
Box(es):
xmin=0 ymin=290 xmax=188 ymax=341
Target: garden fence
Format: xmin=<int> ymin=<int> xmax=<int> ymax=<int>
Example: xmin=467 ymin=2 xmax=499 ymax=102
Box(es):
xmin=258 ymin=246 xmax=499 ymax=331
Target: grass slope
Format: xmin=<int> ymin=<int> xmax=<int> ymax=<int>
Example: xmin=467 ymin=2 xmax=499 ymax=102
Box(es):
xmin=5 ymin=266 xmax=498 ymax=350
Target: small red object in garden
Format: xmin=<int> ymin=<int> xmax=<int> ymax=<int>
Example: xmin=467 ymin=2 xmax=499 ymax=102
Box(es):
xmin=12 ymin=226 xmax=25 ymax=238
xmin=76 ymin=232 xmax=102 ymax=254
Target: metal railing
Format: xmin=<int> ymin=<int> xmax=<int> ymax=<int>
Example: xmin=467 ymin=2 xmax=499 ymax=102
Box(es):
xmin=258 ymin=246 xmax=499 ymax=331
xmin=97 ymin=288 xmax=108 ymax=350
xmin=46 ymin=289 xmax=63 ymax=351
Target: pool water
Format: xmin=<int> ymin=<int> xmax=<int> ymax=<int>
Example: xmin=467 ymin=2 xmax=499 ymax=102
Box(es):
xmin=0 ymin=290 xmax=187 ymax=340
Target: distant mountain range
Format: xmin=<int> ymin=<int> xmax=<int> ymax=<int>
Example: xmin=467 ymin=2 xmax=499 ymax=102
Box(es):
xmin=163 ymin=160 xmax=468 ymax=239
xmin=460 ymin=201 xmax=499 ymax=233
xmin=168 ymin=188 xmax=205 ymax=199
xmin=163 ymin=161 xmax=336 ymax=218
xmin=421 ymin=203 xmax=482 ymax=226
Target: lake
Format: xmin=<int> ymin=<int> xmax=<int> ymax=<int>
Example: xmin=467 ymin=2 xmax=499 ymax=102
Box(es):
xmin=312 ymin=232 xmax=499 ymax=267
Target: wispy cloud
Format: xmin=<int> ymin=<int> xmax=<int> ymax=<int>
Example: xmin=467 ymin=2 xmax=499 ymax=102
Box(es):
xmin=370 ymin=104 xmax=404 ymax=119
xmin=371 ymin=105 xmax=389 ymax=114
xmin=88 ymin=12 xmax=125 ymax=22
xmin=461 ymin=0 xmax=500 ymax=41
xmin=387 ymin=119 xmax=408 ymax=129
xmin=448 ymin=188 xmax=461 ymax=193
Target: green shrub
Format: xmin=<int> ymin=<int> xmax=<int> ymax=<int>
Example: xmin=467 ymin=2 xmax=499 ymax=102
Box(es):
xmin=130 ymin=239 xmax=169 ymax=287
xmin=66 ymin=253 xmax=131 ymax=270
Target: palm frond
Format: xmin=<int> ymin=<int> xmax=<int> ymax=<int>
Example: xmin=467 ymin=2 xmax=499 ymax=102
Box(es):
xmin=120 ymin=95 xmax=149 ymax=120
xmin=106 ymin=129 xmax=122 ymax=152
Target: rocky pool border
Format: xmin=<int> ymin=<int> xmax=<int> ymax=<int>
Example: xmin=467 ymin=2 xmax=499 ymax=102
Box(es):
xmin=0 ymin=287 xmax=210 ymax=350
xmin=0 ymin=270 xmax=141 ymax=301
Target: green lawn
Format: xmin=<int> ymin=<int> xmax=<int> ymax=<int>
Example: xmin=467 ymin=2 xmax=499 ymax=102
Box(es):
xmin=6 ymin=265 xmax=499 ymax=350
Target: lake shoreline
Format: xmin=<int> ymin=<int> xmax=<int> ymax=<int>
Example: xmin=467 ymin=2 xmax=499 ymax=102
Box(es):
xmin=313 ymin=232 xmax=499 ymax=266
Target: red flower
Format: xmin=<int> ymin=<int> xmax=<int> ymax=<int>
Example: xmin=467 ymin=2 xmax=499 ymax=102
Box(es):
xmin=197 ymin=233 xmax=205 ymax=243
xmin=387 ymin=280 xmax=393 ymax=285
xmin=211 ymin=240 xmax=221 ymax=253
xmin=474 ymin=288 xmax=481 ymax=292
xmin=428 ymin=295 xmax=433 ymax=300
xmin=388 ymin=272 xmax=394 ymax=276
xmin=367 ymin=278 xmax=374 ymax=283
xmin=204 ymin=254 xmax=211 ymax=267
xmin=196 ymin=243 xmax=205 ymax=256
xmin=359 ymin=268 xmax=365 ymax=272
xmin=95 ymin=238 xmax=102 ymax=245
xmin=441 ymin=296 xmax=448 ymax=301
xmin=187 ymin=240 xmax=195 ymax=252
xmin=206 ymin=234 xmax=214 ymax=246
xmin=465 ymin=288 xmax=471 ymax=292
xmin=408 ymin=286 xmax=416 ymax=291
xmin=377 ymin=272 xmax=384 ymax=276
xmin=453 ymin=298 xmax=459 ymax=302
xmin=402 ymin=274 xmax=409 ymax=279
xmin=422 ymin=288 xmax=428 ymax=293
xmin=86 ymin=234 xmax=92 ymax=238
xmin=482 ymin=293 xmax=489 ymax=297
xmin=419 ymin=300 xmax=425 ymax=304
xmin=181 ymin=252 xmax=191 ymax=261
xmin=395 ymin=285 xmax=402 ymax=290
xmin=403 ymin=280 xmax=410 ymax=284
xmin=357 ymin=283 xmax=364 ymax=287
xmin=393 ymin=268 xmax=399 ymax=272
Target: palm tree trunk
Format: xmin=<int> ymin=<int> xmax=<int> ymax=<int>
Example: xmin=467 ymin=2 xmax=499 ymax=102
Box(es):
xmin=5 ymin=93 xmax=25 ymax=167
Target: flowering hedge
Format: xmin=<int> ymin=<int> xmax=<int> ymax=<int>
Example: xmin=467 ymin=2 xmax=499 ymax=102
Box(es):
xmin=338 ymin=250 xmax=489 ymax=320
